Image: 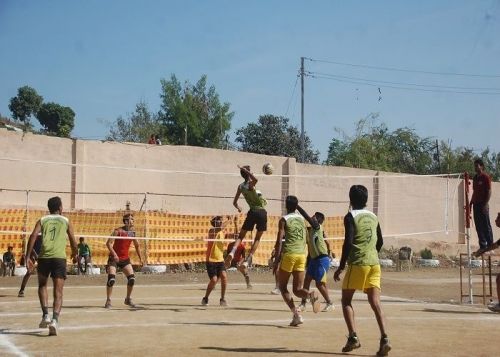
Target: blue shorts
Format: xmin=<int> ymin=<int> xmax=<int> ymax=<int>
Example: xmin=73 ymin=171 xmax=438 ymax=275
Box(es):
xmin=306 ymin=255 xmax=330 ymax=283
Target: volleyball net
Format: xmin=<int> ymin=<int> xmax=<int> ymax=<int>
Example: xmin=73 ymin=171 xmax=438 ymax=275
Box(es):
xmin=0 ymin=164 xmax=464 ymax=266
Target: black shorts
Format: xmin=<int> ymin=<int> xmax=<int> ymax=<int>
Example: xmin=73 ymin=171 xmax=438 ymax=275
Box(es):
xmin=107 ymin=257 xmax=131 ymax=270
xmin=206 ymin=262 xmax=225 ymax=279
xmin=37 ymin=258 xmax=67 ymax=279
xmin=242 ymin=209 xmax=267 ymax=232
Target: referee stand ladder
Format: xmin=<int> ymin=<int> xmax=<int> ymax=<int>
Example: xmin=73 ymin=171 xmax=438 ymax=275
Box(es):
xmin=459 ymin=253 xmax=493 ymax=305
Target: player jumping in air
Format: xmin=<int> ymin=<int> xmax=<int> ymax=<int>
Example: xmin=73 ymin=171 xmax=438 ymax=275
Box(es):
xmin=225 ymin=165 xmax=267 ymax=268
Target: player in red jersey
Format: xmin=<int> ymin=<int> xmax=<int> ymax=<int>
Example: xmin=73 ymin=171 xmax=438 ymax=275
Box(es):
xmin=226 ymin=216 xmax=252 ymax=289
xmin=104 ymin=213 xmax=143 ymax=309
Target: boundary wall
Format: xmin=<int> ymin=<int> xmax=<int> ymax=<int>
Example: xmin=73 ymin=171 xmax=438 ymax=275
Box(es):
xmin=1 ymin=130 xmax=499 ymax=261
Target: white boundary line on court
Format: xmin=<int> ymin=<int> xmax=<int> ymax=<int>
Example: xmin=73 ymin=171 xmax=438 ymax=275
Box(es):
xmin=0 ymin=334 xmax=28 ymax=357
xmin=3 ymin=313 xmax=499 ymax=336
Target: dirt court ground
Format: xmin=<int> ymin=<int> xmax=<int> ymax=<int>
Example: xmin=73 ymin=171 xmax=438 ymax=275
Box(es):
xmin=1 ymin=267 xmax=498 ymax=357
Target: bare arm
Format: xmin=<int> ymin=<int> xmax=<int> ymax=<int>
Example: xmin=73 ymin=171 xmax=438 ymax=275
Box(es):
xmin=133 ymin=239 xmax=143 ymax=265
xmin=106 ymin=231 xmax=119 ymax=261
xmin=375 ymin=224 xmax=384 ymax=252
xmin=296 ymin=205 xmax=320 ymax=230
xmin=25 ymin=220 xmax=41 ymax=269
xmin=238 ymin=165 xmax=258 ymax=190
xmin=233 ymin=186 xmax=243 ymax=212
xmin=67 ymin=222 xmax=78 ymax=261
xmin=339 ymin=213 xmax=354 ymax=270
xmin=324 ymin=232 xmax=332 ymax=256
xmin=273 ymin=218 xmax=286 ymax=274
xmin=334 ymin=213 xmax=354 ymax=282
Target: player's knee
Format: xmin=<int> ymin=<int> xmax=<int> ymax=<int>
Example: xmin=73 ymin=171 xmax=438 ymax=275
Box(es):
xmin=127 ymin=274 xmax=135 ymax=287
xmin=341 ymin=297 xmax=352 ymax=307
xmin=107 ymin=274 xmax=116 ymax=287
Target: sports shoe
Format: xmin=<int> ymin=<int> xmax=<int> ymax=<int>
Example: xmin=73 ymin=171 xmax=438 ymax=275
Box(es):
xmin=487 ymin=302 xmax=500 ymax=313
xmin=201 ymin=297 xmax=208 ymax=306
xmin=104 ymin=299 xmax=112 ymax=309
xmin=376 ymin=337 xmax=392 ymax=356
xmin=322 ymin=303 xmax=334 ymax=312
xmin=224 ymin=253 xmax=233 ymax=268
xmin=309 ymin=290 xmax=321 ymax=313
xmin=289 ymin=313 xmax=304 ymax=327
xmin=298 ymin=302 xmax=307 ymax=312
xmin=473 ymin=247 xmax=488 ymax=257
xmin=18 ymin=290 xmax=25 ymax=298
xmin=270 ymin=288 xmax=280 ymax=295
xmin=124 ymin=297 xmax=137 ymax=308
xmin=342 ymin=335 xmax=361 ymax=352
xmin=48 ymin=319 xmax=58 ymax=336
xmin=39 ymin=315 xmax=51 ymax=328
xmin=219 ymin=298 xmax=228 ymax=307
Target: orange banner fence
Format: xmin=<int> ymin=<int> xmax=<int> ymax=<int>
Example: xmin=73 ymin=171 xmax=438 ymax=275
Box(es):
xmin=0 ymin=209 xmax=345 ymax=266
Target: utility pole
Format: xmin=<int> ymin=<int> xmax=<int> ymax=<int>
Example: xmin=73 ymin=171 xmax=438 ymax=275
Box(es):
xmin=435 ymin=139 xmax=441 ymax=173
xmin=300 ymin=57 xmax=305 ymax=163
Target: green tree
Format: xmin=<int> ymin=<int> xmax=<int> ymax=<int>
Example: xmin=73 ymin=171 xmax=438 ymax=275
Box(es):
xmin=438 ymin=144 xmax=499 ymax=180
xmin=235 ymin=114 xmax=320 ymax=164
xmin=8 ymin=86 xmax=43 ymax=130
xmin=159 ymin=74 xmax=233 ymax=148
xmin=106 ymin=101 xmax=163 ymax=143
xmin=325 ymin=115 xmax=434 ymax=173
xmin=36 ymin=102 xmax=75 ymax=138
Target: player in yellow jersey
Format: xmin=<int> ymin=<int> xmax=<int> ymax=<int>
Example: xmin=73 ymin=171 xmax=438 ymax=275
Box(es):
xmin=202 ymin=216 xmax=233 ymax=306
xmin=25 ymin=196 xmax=78 ymax=336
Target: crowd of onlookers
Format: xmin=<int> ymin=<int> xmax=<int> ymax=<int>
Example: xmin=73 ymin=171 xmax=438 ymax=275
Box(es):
xmin=148 ymin=134 xmax=161 ymax=145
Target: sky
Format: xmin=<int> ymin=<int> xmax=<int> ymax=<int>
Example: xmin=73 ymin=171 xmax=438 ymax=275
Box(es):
xmin=1 ymin=0 xmax=499 ymax=161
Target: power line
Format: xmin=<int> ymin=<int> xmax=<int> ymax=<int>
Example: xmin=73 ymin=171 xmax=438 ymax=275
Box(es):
xmin=284 ymin=73 xmax=299 ymax=118
xmin=306 ymin=71 xmax=500 ymax=92
xmin=307 ymin=73 xmax=500 ymax=95
xmin=307 ymin=57 xmax=500 ymax=79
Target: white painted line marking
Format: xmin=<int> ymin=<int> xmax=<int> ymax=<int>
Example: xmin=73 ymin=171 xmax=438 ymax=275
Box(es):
xmin=0 ymin=334 xmax=28 ymax=357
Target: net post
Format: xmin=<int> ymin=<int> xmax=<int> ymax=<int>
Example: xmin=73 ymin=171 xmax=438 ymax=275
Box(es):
xmin=464 ymin=172 xmax=473 ymax=304
xmin=445 ymin=175 xmax=449 ymax=234
xmin=488 ymin=255 xmax=492 ymax=300
xmin=459 ymin=253 xmax=463 ymax=302
xmin=143 ymin=192 xmax=148 ymax=266
xmin=22 ymin=190 xmax=30 ymax=256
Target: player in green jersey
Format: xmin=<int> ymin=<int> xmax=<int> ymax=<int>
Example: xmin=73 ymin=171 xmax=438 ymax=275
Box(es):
xmin=225 ymin=165 xmax=267 ymax=268
xmin=25 ymin=196 xmax=78 ymax=336
xmin=334 ymin=185 xmax=391 ymax=356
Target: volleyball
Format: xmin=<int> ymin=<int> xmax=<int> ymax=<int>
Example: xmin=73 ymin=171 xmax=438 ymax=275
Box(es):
xmin=263 ymin=163 xmax=274 ymax=175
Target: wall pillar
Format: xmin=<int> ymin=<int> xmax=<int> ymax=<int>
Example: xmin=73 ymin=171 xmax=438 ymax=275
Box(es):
xmin=71 ymin=139 xmax=86 ymax=209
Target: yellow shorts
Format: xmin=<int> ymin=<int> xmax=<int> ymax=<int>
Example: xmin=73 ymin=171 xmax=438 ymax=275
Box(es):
xmin=280 ymin=253 xmax=306 ymax=273
xmin=342 ymin=264 xmax=381 ymax=292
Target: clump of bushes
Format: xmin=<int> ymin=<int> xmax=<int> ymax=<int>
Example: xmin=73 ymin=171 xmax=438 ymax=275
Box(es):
xmin=420 ymin=248 xmax=433 ymax=259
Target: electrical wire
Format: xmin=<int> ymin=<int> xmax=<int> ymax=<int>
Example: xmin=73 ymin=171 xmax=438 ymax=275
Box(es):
xmin=306 ymin=71 xmax=500 ymax=92
xmin=307 ymin=73 xmax=500 ymax=95
xmin=284 ymin=73 xmax=299 ymax=118
xmin=307 ymin=57 xmax=500 ymax=78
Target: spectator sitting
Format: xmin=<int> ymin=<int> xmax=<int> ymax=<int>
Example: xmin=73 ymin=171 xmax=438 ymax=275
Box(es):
xmin=2 ymin=246 xmax=16 ymax=276
xmin=148 ymin=134 xmax=156 ymax=144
